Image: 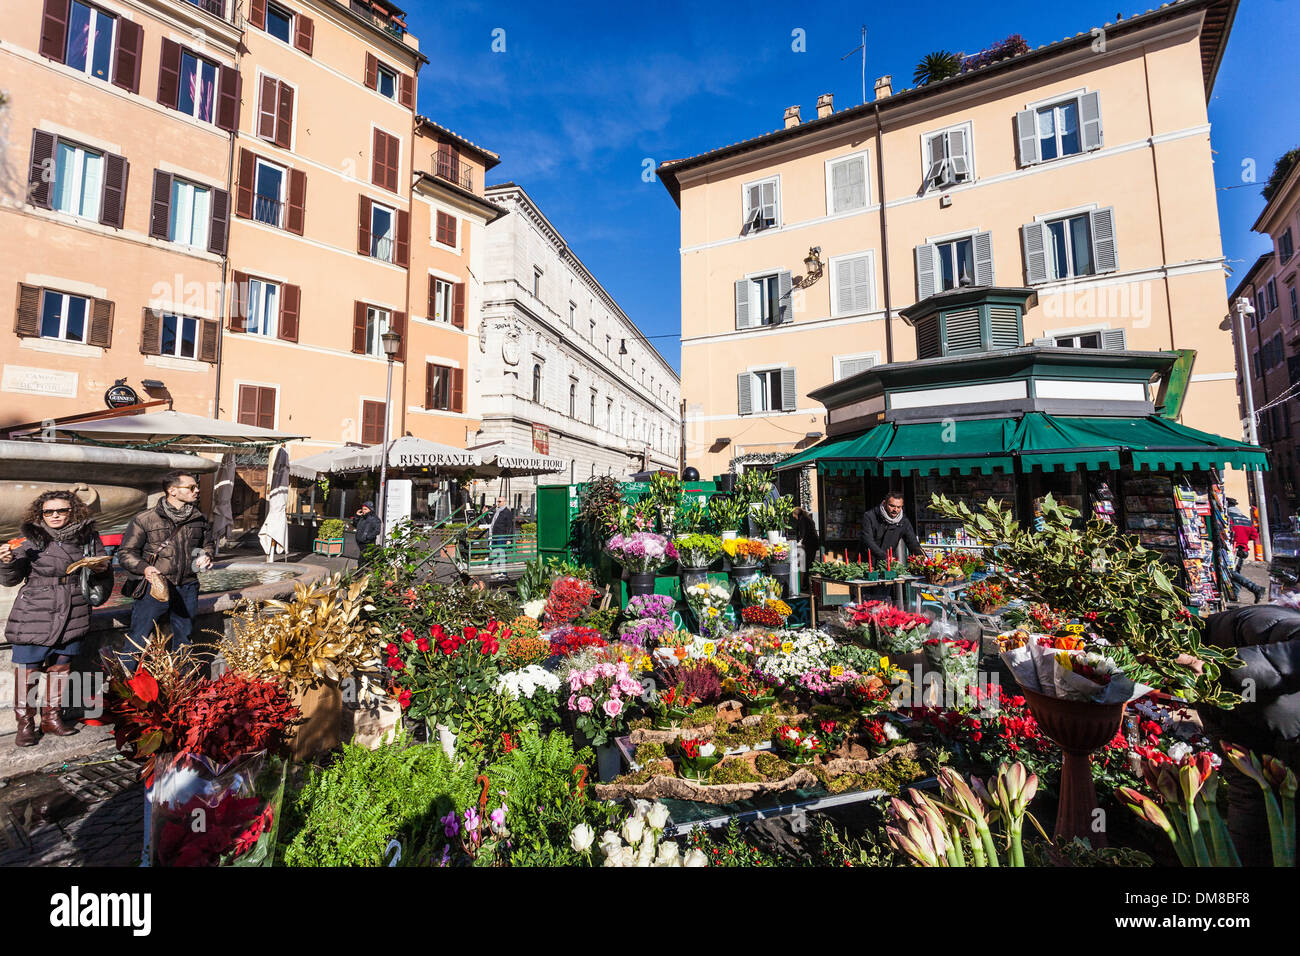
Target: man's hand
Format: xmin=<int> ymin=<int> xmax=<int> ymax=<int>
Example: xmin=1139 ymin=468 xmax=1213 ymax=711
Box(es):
xmin=144 ymin=566 xmax=162 ymax=580
xmin=195 ymin=553 xmax=213 ymax=571
xmin=0 ymin=544 xmax=11 ymax=565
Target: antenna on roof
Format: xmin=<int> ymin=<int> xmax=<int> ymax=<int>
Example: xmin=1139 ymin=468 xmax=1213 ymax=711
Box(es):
xmin=840 ymin=25 xmax=867 ymax=105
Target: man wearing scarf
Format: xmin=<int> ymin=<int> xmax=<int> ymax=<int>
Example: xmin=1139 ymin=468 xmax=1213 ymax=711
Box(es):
xmin=859 ymin=492 xmax=923 ymax=565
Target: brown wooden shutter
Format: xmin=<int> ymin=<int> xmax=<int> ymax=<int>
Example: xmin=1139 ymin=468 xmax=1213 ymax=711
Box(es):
xmin=424 ymin=362 xmax=434 ymax=409
xmin=279 ymin=283 xmax=300 ymax=342
xmin=100 ymin=153 xmax=128 ymax=229
xmin=140 ymin=307 xmax=163 ymax=355
xmin=257 ymin=388 xmax=275 ymax=430
xmin=199 ymin=318 xmax=220 ymax=363
xmin=88 ymin=298 xmax=114 ymax=347
xmin=39 ymin=0 xmax=70 ymax=62
xmin=357 ymin=196 xmax=372 ymax=255
xmin=371 ymin=128 xmax=386 ymax=187
xmin=445 ymin=214 xmax=457 ymax=247
xmin=364 ymin=53 xmax=378 ymax=90
xmin=237 ymin=385 xmax=260 ymax=425
xmin=208 ymin=188 xmax=230 ymax=254
xmin=386 ymin=133 xmax=400 ymax=191
xmin=452 ymin=282 xmax=465 ymax=328
xmin=149 ymin=170 xmax=173 ymax=239
xmin=14 ymin=284 xmax=42 ymax=337
xmin=217 ymin=67 xmax=241 ymax=133
xmin=235 ymin=149 xmax=254 ymax=219
xmin=257 ymin=75 xmax=277 ymax=140
xmin=248 ymin=0 xmax=266 ymax=30
xmin=450 ymin=366 xmax=464 ymax=413
xmin=352 ymin=302 xmax=367 ymax=353
xmin=427 ymin=274 xmax=436 ymax=318
xmin=112 ymin=18 xmax=143 ymax=93
xmin=28 ymin=130 xmax=56 ymax=209
xmin=294 ymin=14 xmax=314 ymax=55
xmin=434 ymin=210 xmax=448 ymax=245
xmin=395 ymin=209 xmax=409 ymax=267
xmin=391 ymin=310 xmax=406 ymax=361
xmin=361 ymin=401 xmax=384 ymax=445
xmin=286 ymin=168 xmax=306 ymax=235
xmin=399 ymin=73 xmax=414 ymax=109
xmin=275 ymin=82 xmax=294 ymax=149
xmin=228 ymin=270 xmax=248 ymax=331
xmin=157 ymin=39 xmax=182 ymax=109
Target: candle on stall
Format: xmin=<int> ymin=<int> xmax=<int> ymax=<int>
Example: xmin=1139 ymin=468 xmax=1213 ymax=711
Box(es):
xmin=887 ymin=550 xmax=892 ymax=570
xmin=868 ymin=551 xmax=872 ymax=571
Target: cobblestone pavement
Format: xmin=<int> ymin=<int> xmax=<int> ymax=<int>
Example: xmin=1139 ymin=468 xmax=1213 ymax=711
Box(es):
xmin=0 ymin=746 xmax=142 ymax=867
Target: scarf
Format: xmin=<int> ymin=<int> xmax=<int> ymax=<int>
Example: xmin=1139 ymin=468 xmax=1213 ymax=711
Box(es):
xmin=879 ymin=503 xmax=904 ymax=526
xmin=41 ymin=519 xmax=85 ymax=543
xmin=162 ymin=500 xmax=196 ymax=523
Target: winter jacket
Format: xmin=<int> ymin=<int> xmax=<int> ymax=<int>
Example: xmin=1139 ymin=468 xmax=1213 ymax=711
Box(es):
xmin=859 ymin=506 xmax=923 ymax=564
xmin=489 ymin=507 xmax=515 ymax=538
xmin=117 ymin=501 xmax=215 ymax=586
xmin=354 ymin=511 xmax=381 ymax=547
xmin=0 ymin=520 xmax=105 ymax=648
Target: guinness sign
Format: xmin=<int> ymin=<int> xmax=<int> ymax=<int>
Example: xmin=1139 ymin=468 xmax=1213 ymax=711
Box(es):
xmin=104 ymin=382 xmax=139 ymax=408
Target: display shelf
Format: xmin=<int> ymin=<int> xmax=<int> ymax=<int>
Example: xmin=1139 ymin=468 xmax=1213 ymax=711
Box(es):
xmin=822 ymin=475 xmax=866 ymax=543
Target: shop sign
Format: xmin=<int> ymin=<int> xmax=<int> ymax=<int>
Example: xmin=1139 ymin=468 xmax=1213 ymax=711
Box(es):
xmin=1 ymin=365 xmax=78 ymax=398
xmin=531 ymin=424 xmax=550 ymax=455
xmin=104 ymin=383 xmax=139 ymax=408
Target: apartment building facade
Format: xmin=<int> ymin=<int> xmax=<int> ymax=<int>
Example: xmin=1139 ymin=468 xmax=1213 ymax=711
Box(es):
xmin=658 ymin=0 xmax=1245 ymax=501
xmin=479 ymin=183 xmax=680 ymax=510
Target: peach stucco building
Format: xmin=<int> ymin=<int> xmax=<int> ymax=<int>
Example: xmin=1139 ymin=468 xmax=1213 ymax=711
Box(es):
xmin=657 ymin=0 xmax=1246 ymax=502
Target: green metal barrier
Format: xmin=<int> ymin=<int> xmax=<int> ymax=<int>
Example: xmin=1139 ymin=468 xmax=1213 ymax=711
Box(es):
xmin=464 ymin=533 xmax=538 ymax=570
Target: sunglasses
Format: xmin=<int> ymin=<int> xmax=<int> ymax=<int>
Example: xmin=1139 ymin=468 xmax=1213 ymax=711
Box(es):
xmin=174 ymin=484 xmax=199 ymax=492
xmin=42 ymin=507 xmax=72 ymax=516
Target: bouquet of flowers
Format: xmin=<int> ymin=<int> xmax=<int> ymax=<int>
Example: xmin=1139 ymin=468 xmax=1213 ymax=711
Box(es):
xmin=606 ymin=532 xmax=678 ymax=574
xmin=650 ymin=684 xmax=698 ymax=728
xmin=907 ymin=551 xmax=968 ymax=585
xmin=683 ymin=581 xmax=733 ymax=639
xmin=548 ymin=625 xmax=609 ymax=657
xmin=740 ymin=600 xmax=791 ymax=628
xmin=847 ymin=601 xmax=932 ymax=653
xmin=737 ymin=575 xmax=782 ymax=607
xmin=772 ymin=723 xmax=822 ymax=764
xmin=995 ymin=630 xmax=1152 ymax=704
xmin=565 ymin=659 xmax=642 ymax=746
xmin=922 ymin=636 xmax=981 ymax=699
xmin=724 ymin=671 xmax=778 ymax=712
xmin=722 ymin=537 xmax=769 ymax=567
xmin=543 ymin=576 xmax=600 ymax=627
xmin=389 ymin=621 xmax=509 ymax=729
xmin=963 ymin=580 xmax=1006 ymax=614
xmin=676 ymin=737 xmax=722 ymax=780
xmin=626 ymin=593 xmax=675 ymax=620
xmin=860 ymin=715 xmax=905 ymax=753
xmin=753 ymin=631 xmax=837 ymax=687
xmin=674 ymin=533 xmax=723 ymax=569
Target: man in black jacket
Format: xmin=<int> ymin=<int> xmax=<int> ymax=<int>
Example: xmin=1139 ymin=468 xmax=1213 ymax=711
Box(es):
xmin=354 ymin=501 xmax=381 ymax=553
xmin=859 ymin=492 xmax=924 ymax=565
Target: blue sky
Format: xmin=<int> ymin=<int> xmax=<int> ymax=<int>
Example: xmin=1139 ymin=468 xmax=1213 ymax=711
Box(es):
xmin=407 ymin=0 xmax=1300 ymax=374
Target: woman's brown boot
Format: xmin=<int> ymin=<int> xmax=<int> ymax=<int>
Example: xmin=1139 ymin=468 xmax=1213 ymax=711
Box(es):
xmin=13 ymin=667 xmax=40 ymax=747
xmin=39 ymin=664 xmax=78 ymax=736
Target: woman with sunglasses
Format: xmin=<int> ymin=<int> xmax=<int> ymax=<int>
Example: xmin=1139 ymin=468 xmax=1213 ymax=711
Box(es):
xmin=0 ymin=490 xmax=105 ymax=747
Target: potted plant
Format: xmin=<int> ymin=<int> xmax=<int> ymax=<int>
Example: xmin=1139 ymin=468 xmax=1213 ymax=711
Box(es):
xmin=709 ymin=495 xmax=749 ymax=541
xmin=314 ymin=518 xmax=346 ymax=556
xmin=606 ymin=531 xmax=677 ymax=598
xmin=726 ymin=672 xmax=777 ymax=714
xmin=963 ymin=579 xmax=1006 ymax=615
xmin=767 ymin=540 xmax=792 ymax=581
xmin=772 ymin=723 xmax=822 ymax=765
xmin=650 ymin=685 xmax=698 ymax=730
xmin=675 ymin=533 xmax=722 ymax=589
xmin=753 ymin=496 xmax=796 ymax=544
xmin=564 ymin=658 xmax=641 ymax=781
xmin=722 ymin=538 xmax=769 ymax=590
xmin=676 ymin=737 xmax=722 ymax=781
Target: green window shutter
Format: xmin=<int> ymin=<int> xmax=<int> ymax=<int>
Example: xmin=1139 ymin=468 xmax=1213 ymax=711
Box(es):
xmin=735 ymin=278 xmax=752 ymax=329
xmin=1080 ymin=91 xmax=1103 ymax=151
xmin=916 ymin=317 xmax=941 ymax=359
xmin=1022 ymin=222 xmax=1048 ymax=284
xmin=737 ymin=372 xmax=753 ymax=415
xmin=915 ymin=243 xmax=938 ymax=300
xmin=973 ymin=231 xmax=994 ymax=286
xmin=780 ymin=368 xmax=797 ymax=411
xmin=1015 ymin=109 xmax=1039 ymax=166
xmin=989 ymin=306 xmax=1022 ymax=349
xmin=1090 ymin=207 xmax=1117 ymax=273
xmin=943 ymin=308 xmax=982 ymax=354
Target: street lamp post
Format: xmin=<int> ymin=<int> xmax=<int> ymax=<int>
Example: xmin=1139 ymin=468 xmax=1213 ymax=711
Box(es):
xmin=1234 ymin=296 xmax=1272 ymax=563
xmin=377 ymin=328 xmax=401 ymax=547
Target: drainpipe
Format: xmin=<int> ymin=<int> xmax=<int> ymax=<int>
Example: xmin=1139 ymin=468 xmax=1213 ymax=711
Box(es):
xmin=873 ymin=101 xmax=894 ymax=363
xmin=213 ymin=11 xmax=243 ymax=420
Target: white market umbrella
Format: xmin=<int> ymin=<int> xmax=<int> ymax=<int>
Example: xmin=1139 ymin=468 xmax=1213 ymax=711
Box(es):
xmin=288 ymin=445 xmax=364 ymax=480
xmin=331 ymin=435 xmax=482 ymax=473
xmin=258 ymin=445 xmax=290 ymax=561
xmin=468 ymin=441 xmax=567 ymax=477
xmin=212 ymin=453 xmax=236 ymax=551
xmin=50 ymin=410 xmax=305 ymax=452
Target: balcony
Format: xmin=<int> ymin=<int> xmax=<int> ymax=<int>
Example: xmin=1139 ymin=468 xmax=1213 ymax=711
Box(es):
xmin=348 ymin=0 xmax=405 ymax=38
xmin=433 ymin=154 xmax=474 ymax=192
xmin=183 ymin=0 xmax=230 ymax=21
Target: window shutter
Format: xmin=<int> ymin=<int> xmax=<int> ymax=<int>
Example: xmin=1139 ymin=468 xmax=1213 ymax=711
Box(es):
xmin=915 ymin=243 xmax=938 ymax=300
xmin=399 ymin=73 xmax=414 ymax=109
xmin=777 ymin=270 xmax=793 ymax=324
xmin=1100 ymin=328 xmax=1126 ymax=351
xmin=830 ymin=158 xmax=849 ymax=212
xmin=424 ymin=363 xmax=434 ymax=409
xmin=451 ymin=366 xmax=464 ymax=413
xmin=275 ymin=82 xmax=294 ymax=149
xmin=743 ymin=183 xmax=761 ymax=232
xmin=395 ymin=208 xmax=409 ymax=267
xmin=357 ymin=195 xmax=372 ymax=255
xmin=837 ymin=256 xmax=871 ymax=314
xmin=944 ymin=308 xmax=982 ymax=353
xmin=836 ymin=355 xmax=875 ymax=380
xmin=780 ymin=368 xmax=797 ymax=411
xmin=948 ymin=128 xmax=970 ymax=181
xmin=760 ymin=180 xmax=778 ymax=226
xmin=112 ymin=18 xmax=143 ymax=93
xmin=737 ymin=372 xmax=753 ymax=415
xmin=88 ymin=298 xmax=114 ymax=347
xmin=831 ymin=157 xmax=865 ymax=212
xmin=208 ymin=188 xmax=230 ymax=254
xmin=100 ymin=153 xmax=128 ymax=229
xmin=1079 ymin=91 xmax=1103 ymax=151
xmin=228 ymin=270 xmax=248 ymax=331
xmin=199 ymin=318 xmax=219 ymax=363
xmin=734 ymin=278 xmax=752 ymax=329
xmin=924 ymin=134 xmax=946 ymax=187
xmin=14 ymin=284 xmax=42 ymax=337
xmin=1090 ymin=207 xmax=1117 ymax=273
xmin=851 ymin=255 xmax=872 ymax=312
xmin=217 ymin=66 xmax=241 ymax=132
xmin=391 ymin=310 xmax=406 ymax=361
xmin=27 ymin=130 xmax=56 ymax=209
xmin=371 ymin=128 xmax=386 ymax=186
xmin=364 ymin=53 xmax=378 ymax=90
xmin=988 ymin=306 xmax=1022 ymax=349
xmin=258 ymin=75 xmax=278 ymax=140
xmin=257 ymin=388 xmax=275 ymax=430
xmin=1022 ymin=222 xmax=1049 ymax=284
xmin=835 ymin=256 xmax=855 ymax=315
xmin=445 ymin=215 xmax=457 ymax=247
xmin=452 ymin=282 xmax=466 ymax=328
xmin=140 ymin=307 xmax=163 ymax=355
xmin=157 ymin=39 xmax=182 ymax=109
xmin=235 ymin=149 xmax=254 ymax=219
xmin=279 ymin=283 xmax=300 ymax=342
xmin=237 ymin=385 xmax=258 ymax=426
xmin=286 ymin=168 xmax=306 ymax=235
xmin=972 ymin=231 xmax=994 ymax=286
xmin=149 ymin=170 xmax=173 ymax=240
xmin=352 ymin=302 xmax=367 ymax=353
xmin=1015 ymin=109 xmax=1039 ymax=166
xmin=248 ymin=0 xmax=266 ymax=30
xmin=293 ymin=14 xmax=314 ymax=55
xmin=39 ymin=0 xmax=70 ymax=62
xmin=426 ymin=275 xmax=437 ymax=318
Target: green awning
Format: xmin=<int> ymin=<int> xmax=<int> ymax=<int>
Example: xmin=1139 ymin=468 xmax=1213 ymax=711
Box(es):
xmin=1012 ymin=413 xmax=1123 ymax=472
xmin=1056 ymin=415 xmax=1269 ymax=473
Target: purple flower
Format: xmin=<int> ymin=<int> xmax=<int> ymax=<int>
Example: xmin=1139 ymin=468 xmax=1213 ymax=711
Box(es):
xmin=441 ymin=810 xmax=459 ymax=838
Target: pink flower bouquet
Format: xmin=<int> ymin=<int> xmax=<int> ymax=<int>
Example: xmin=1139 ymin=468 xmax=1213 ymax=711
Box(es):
xmin=606 ymin=532 xmax=678 ymax=574
xmin=565 ymin=659 xmax=644 ymax=747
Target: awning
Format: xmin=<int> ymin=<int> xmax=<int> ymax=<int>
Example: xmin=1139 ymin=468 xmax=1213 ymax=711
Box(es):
xmin=289 ymin=446 xmax=364 ymax=480
xmin=35 ymin=410 xmax=306 ymax=452
xmin=780 ymin=419 xmax=1013 ymax=476
xmin=331 ymin=436 xmax=482 ymax=473
xmin=468 ymin=441 xmax=567 ymax=477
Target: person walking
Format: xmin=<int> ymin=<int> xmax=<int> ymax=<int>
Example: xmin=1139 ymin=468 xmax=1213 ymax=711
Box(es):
xmin=117 ymin=471 xmax=215 ymax=669
xmin=792 ymin=505 xmax=822 ymax=591
xmin=0 ymin=490 xmax=106 ymax=746
xmin=353 ymin=500 xmax=381 ymax=558
xmin=859 ymin=491 xmax=924 ymax=565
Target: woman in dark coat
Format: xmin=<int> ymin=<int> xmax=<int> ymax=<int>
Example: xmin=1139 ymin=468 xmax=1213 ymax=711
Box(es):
xmin=0 ymin=490 xmax=105 ymax=747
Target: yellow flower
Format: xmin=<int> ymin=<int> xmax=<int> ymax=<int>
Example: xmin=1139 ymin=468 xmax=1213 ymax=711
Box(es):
xmin=703 ymin=642 xmax=715 ymax=657
xmin=829 ymin=665 xmax=845 ymax=678
xmin=639 ymin=657 xmax=654 ymax=672
xmin=781 ymin=641 xmax=794 ymax=654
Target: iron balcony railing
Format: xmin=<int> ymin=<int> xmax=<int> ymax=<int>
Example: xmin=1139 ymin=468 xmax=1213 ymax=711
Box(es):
xmin=433 ymin=154 xmax=474 ymax=192
xmin=254 ymin=195 xmax=282 ymax=227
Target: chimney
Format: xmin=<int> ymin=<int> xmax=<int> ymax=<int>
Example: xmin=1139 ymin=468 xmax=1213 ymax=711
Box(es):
xmin=784 ymin=105 xmax=801 ymax=128
xmin=874 ymin=75 xmax=893 ymax=100
xmin=816 ymin=93 xmax=834 ymax=119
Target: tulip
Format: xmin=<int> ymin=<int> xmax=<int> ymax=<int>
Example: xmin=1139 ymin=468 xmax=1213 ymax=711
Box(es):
xmin=1222 ymin=744 xmax=1293 ymax=867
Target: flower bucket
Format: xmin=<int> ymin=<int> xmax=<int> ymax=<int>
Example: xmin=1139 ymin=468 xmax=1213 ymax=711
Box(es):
xmin=680 ymin=568 xmax=709 ymax=591
xmin=766 ymin=530 xmax=782 ymax=544
xmin=288 ymin=681 xmax=343 ymax=761
xmin=720 ymin=530 xmax=739 ymax=541
xmin=767 ymin=559 xmax=790 ymax=581
xmin=628 ymin=572 xmax=657 ymax=598
xmin=596 ymin=742 xmax=622 ymax=783
xmin=435 ymin=722 xmax=457 ymax=760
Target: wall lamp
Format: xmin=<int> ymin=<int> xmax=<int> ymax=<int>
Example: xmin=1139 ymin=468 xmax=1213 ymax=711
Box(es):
xmin=793 ymin=247 xmax=824 ymax=288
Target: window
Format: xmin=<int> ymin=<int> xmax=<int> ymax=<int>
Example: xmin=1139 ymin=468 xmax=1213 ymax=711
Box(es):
xmin=605 ymin=335 xmax=611 ymax=357
xmin=178 ymin=51 xmax=219 ymax=123
xmin=941 ymin=236 xmax=978 ymax=290
xmin=569 ymin=382 xmax=576 ymax=418
xmin=237 ymin=385 xmax=276 ymax=430
xmin=569 ymin=301 xmax=577 ymax=326
xmin=735 ymin=272 xmax=791 ymax=328
xmin=370 ymin=202 xmax=395 ymax=262
xmin=361 ymin=306 xmax=389 ymax=356
xmin=426 ymin=364 xmax=452 ymax=410
xmin=168 ymin=179 xmax=211 ymax=248
xmin=431 ymin=279 xmax=453 ymax=323
xmin=245 ymin=279 xmax=279 ymax=336
xmin=1018 ymin=92 xmax=1101 ymax=165
xmin=533 ymin=268 xmax=542 ymax=298
xmin=827 ymin=154 xmax=867 ymax=213
xmin=254 ymin=159 xmax=284 ymax=226
xmin=1055 ymin=331 xmax=1101 ymax=349
xmin=531 ymin=364 xmax=542 ymax=403
xmin=1290 ymin=287 xmax=1298 ymax=324
xmin=65 ymin=1 xmax=115 ymax=82
xmin=265 ymin=2 xmax=293 ymax=43
xmin=834 ymin=354 xmax=876 ymax=381
xmin=1257 ymin=291 xmax=1268 ymax=323
xmin=831 ymin=253 xmax=874 ymax=316
xmin=39 ymin=291 xmax=89 ymax=343
xmin=742 ymin=177 xmax=779 ymax=233
xmin=589 ymin=391 xmax=596 ymax=425
xmin=1044 ymin=214 xmax=1095 ymax=279
xmin=606 ymin=398 xmax=613 ymax=428
xmin=1281 ymin=228 xmax=1295 ymax=263
xmin=376 ymin=64 xmax=396 ymax=100
xmin=923 ymin=127 xmax=972 ymax=190
xmin=371 ymin=128 xmax=399 ymax=192
xmin=1267 ymin=279 xmax=1279 ymax=313
xmin=589 ymin=319 xmax=595 ymax=342
xmin=361 ymin=400 xmax=386 ymax=445
xmin=161 ymin=313 xmax=199 ymax=359
xmin=53 ymin=141 xmax=104 ymax=220
xmin=739 ymin=368 xmax=795 ymax=414
xmin=435 ymin=211 xmax=457 ymax=247
xmin=1037 ymin=100 xmax=1080 ymax=162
